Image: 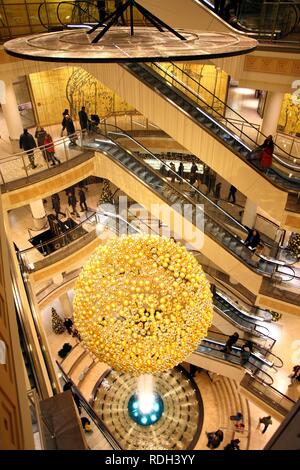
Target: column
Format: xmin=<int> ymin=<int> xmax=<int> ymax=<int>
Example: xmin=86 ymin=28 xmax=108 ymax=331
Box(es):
xmin=59 ymin=292 xmax=73 ymax=317
xmin=0 ymin=79 xmax=23 ymax=141
xmin=259 ymin=91 xmax=284 ymax=142
xmin=29 ymin=200 xmax=47 ymax=230
xmin=242 ymin=198 xmax=257 ymax=228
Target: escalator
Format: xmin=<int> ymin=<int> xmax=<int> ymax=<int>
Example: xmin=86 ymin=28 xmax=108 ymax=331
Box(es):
xmin=197 ymin=0 xmax=300 ymax=42
xmin=83 ymin=127 xmax=297 ymax=294
xmin=123 ymin=61 xmax=300 ymax=193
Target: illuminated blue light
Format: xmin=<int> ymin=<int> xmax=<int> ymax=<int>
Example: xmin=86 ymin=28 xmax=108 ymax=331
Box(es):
xmin=128 ymin=393 xmax=164 ymax=426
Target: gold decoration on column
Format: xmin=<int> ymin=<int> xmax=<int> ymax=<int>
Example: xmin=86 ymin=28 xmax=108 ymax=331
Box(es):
xmin=73 ymin=235 xmax=213 ymax=374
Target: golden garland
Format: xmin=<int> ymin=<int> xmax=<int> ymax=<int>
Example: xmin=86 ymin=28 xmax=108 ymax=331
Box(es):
xmin=73 ymin=235 xmax=213 ymax=374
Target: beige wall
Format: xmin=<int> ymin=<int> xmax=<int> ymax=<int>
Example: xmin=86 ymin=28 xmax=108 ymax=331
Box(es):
xmin=0 ymin=196 xmax=34 ymax=449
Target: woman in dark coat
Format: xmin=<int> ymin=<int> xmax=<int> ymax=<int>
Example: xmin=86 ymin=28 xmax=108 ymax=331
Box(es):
xmin=259 ymin=135 xmax=274 ymax=170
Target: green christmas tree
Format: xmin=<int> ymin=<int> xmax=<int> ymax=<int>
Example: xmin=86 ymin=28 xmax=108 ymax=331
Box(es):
xmin=51 ymin=307 xmax=66 ymax=334
xmin=98 ymin=179 xmax=114 ymax=205
xmin=287 ymin=232 xmax=300 ymax=257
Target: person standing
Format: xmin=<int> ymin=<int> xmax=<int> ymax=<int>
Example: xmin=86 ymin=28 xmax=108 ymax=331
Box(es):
xmin=177 ymin=161 xmax=184 ymax=182
xmin=169 ymin=162 xmax=176 ymax=182
xmin=68 ymin=191 xmax=79 ymax=217
xmin=52 ymin=193 xmax=66 ymax=219
xmin=224 ymin=438 xmax=240 ymax=450
xmin=228 ymin=185 xmax=237 ymax=203
xmin=259 ymin=135 xmax=274 ymax=171
xmin=259 ymin=416 xmax=272 ymax=434
xmin=63 ymin=317 xmax=73 ymax=334
xmin=206 ymin=429 xmax=224 ymax=449
xmin=190 ymin=161 xmax=198 ymax=186
xmin=244 ymin=227 xmax=260 ymax=250
xmin=222 ymin=332 xmax=239 ymax=355
xmin=208 ymin=171 xmax=216 ymax=195
xmin=214 ymin=182 xmax=222 ymax=200
xmin=78 ymin=106 xmax=88 ymax=132
xmin=19 ymin=129 xmax=37 ymax=169
xmin=78 ymin=188 xmax=88 ymax=212
xmin=35 ymin=126 xmax=47 ymax=161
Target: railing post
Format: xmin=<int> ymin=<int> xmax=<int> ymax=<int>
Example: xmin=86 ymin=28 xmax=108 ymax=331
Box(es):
xmin=22 ymin=154 xmax=29 ymax=178
xmin=290 ymin=138 xmax=295 ymax=157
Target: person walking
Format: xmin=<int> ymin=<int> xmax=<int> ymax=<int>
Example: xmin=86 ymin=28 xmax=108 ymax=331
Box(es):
xmin=35 ymin=126 xmax=47 ymax=161
xmin=63 ymin=115 xmax=77 ymax=146
xmin=208 ymin=171 xmax=216 ymax=195
xmin=228 ymin=185 xmax=237 ymax=203
xmin=78 ymin=106 xmax=89 ymax=132
xmin=78 ymin=188 xmax=88 ymax=212
xmin=19 ymin=129 xmax=37 ymax=169
xmin=44 ymin=132 xmax=61 ymax=165
xmin=259 ymin=416 xmax=272 ymax=434
xmin=68 ymin=191 xmax=80 ymax=217
xmin=51 ymin=193 xmax=66 ymax=219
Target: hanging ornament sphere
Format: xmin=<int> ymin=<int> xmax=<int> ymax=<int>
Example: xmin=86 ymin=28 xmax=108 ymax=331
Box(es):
xmin=73 ymin=235 xmax=213 ymax=374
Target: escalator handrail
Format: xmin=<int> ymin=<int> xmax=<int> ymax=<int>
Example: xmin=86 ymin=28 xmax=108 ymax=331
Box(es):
xmin=56 ymin=361 xmax=122 ymax=450
xmin=105 ymin=126 xmax=249 ymax=234
xmin=152 ymin=61 xmax=300 ymax=169
xmin=56 ymin=1 xmax=99 ymax=28
xmin=100 ymin=125 xmax=294 ymax=275
xmin=196 ymin=340 xmax=274 ymax=385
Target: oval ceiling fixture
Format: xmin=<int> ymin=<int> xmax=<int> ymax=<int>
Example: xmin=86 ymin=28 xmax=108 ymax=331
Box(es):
xmin=4 ymin=27 xmax=257 ymax=63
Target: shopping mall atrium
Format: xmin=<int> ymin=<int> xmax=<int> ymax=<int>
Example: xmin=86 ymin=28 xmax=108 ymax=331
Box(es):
xmin=0 ymin=0 xmax=300 ymax=452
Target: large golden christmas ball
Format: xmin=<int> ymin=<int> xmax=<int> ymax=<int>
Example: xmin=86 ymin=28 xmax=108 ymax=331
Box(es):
xmin=73 ymin=235 xmax=213 ymax=374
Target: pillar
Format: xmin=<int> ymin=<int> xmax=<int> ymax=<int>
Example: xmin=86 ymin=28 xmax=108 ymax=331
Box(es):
xmin=59 ymin=292 xmax=73 ymax=317
xmin=0 ymin=79 xmax=23 ymax=141
xmin=260 ymin=91 xmax=284 ymax=142
xmin=29 ymin=200 xmax=47 ymax=230
xmin=242 ymin=198 xmax=257 ymax=229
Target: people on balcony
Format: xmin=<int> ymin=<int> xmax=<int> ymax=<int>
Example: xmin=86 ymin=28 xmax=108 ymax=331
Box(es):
xmin=19 ymin=129 xmax=37 ymax=169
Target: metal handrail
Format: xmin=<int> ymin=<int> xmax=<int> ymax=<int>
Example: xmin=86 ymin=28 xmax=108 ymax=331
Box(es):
xmin=56 ymin=361 xmax=122 ymax=450
xmin=100 ymin=124 xmax=295 ymax=277
xmin=19 ymin=211 xmax=97 ymax=256
xmin=152 ymin=61 xmax=300 ymax=168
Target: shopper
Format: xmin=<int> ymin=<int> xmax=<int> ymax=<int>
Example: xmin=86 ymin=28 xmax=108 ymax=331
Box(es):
xmin=244 ymin=227 xmax=260 ymax=250
xmin=64 ymin=317 xmax=73 ymax=334
xmin=81 ymin=417 xmax=92 ymax=433
xmin=44 ymin=133 xmax=61 ymax=165
xmin=227 ymin=185 xmax=237 ymax=203
xmin=177 ymin=161 xmax=184 ymax=181
xmin=78 ymin=188 xmax=88 ymax=212
xmin=288 ymin=365 xmax=300 ymax=386
xmin=68 ymin=191 xmax=80 ymax=217
xmin=240 ymin=344 xmax=251 ymax=365
xmin=230 ymin=412 xmax=243 ymax=422
xmin=35 ymin=126 xmax=47 ymax=161
xmin=208 ymin=171 xmax=216 ymax=195
xmin=224 ymin=438 xmax=240 ymax=450
xmin=190 ymin=161 xmax=198 ymax=186
xmin=222 ymin=332 xmax=239 ymax=355
xmin=52 ymin=193 xmax=66 ymax=219
xmin=63 ymin=115 xmax=77 ymax=146
xmin=214 ymin=182 xmax=222 ymax=200
xmin=206 ymin=429 xmax=224 ymax=449
xmin=259 ymin=416 xmax=272 ymax=434
xmin=19 ymin=129 xmax=37 ymax=169
xmin=169 ymin=162 xmax=176 ymax=182
xmin=259 ymin=135 xmax=274 ymax=171
xmin=78 ymin=106 xmax=89 ymax=132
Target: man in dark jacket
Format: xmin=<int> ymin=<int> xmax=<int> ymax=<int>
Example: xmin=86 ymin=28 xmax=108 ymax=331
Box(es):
xmin=244 ymin=227 xmax=260 ymax=250
xmin=68 ymin=192 xmax=80 ymax=217
xmin=62 ymin=115 xmax=77 ymax=145
xmin=52 ymin=193 xmax=66 ymax=219
xmin=19 ymin=129 xmax=37 ymax=169
xmin=78 ymin=188 xmax=88 ymax=212
xmin=78 ymin=106 xmax=88 ymax=132
xmin=228 ymin=185 xmax=237 ymax=203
